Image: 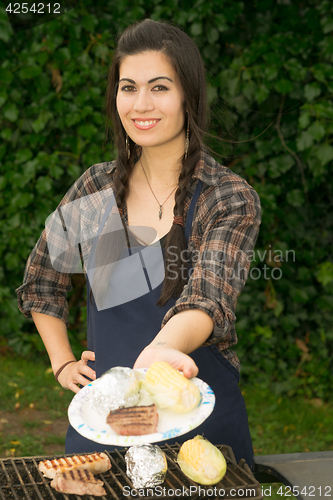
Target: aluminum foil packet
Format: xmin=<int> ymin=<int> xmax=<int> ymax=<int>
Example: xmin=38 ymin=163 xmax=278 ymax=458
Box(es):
xmin=125 ymin=444 xmax=168 ymax=489
xmin=91 ymin=367 xmax=140 ymax=417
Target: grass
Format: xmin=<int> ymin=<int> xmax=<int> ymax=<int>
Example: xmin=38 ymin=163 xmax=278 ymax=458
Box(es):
xmin=1 ymin=353 xmax=332 ymax=499
xmin=243 ymin=385 xmax=333 ymax=456
xmin=0 ymin=353 xmax=73 ymax=458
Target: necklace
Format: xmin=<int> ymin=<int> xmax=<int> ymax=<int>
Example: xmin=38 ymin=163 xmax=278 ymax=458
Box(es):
xmin=140 ymin=158 xmax=178 ymax=220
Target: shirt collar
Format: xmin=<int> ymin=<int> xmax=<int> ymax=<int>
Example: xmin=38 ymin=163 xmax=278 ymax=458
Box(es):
xmin=105 ymin=147 xmax=221 ymax=186
xmin=192 ymin=149 xmax=222 ymax=186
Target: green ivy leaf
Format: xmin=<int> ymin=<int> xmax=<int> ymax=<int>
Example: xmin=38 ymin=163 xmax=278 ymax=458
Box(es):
xmin=0 ymin=144 xmax=6 ymax=162
xmin=310 ymin=63 xmax=333 ymax=83
xmin=190 ymin=22 xmax=202 ymax=36
xmin=32 ymin=111 xmax=53 ymax=133
xmin=18 ymin=65 xmax=42 ymax=80
xmin=10 ymin=192 xmax=34 ymax=209
xmin=307 ymin=156 xmax=326 ymax=178
xmin=49 ymin=164 xmax=64 ymax=180
xmin=268 ymin=154 xmax=295 ymax=178
xmin=304 ymin=83 xmax=321 ymax=102
xmin=316 ymin=295 xmax=333 ymax=311
xmin=284 ymin=58 xmax=307 ymax=82
xmin=68 ymin=164 xmax=81 ymax=179
xmin=264 ymin=66 xmax=278 ymax=81
xmin=255 ymin=84 xmax=269 ymax=103
xmin=21 ymin=159 xmax=39 ymax=185
xmin=36 ymin=176 xmax=53 ymax=193
xmin=65 ymin=113 xmax=81 ymax=127
xmin=316 ymin=262 xmax=333 ymax=288
xmin=77 ymin=123 xmax=98 ymax=138
xmin=274 ymin=79 xmax=293 ymax=94
xmin=280 ymin=314 xmax=300 ymax=333
xmin=207 ymin=28 xmax=219 ymax=45
xmin=296 ymin=131 xmax=314 ymax=151
xmin=3 ymin=103 xmax=19 ymax=122
xmin=35 ymin=52 xmax=49 ymax=66
xmin=93 ymin=44 xmax=109 ymax=60
xmin=215 ymin=14 xmax=228 ymax=32
xmin=307 ymin=122 xmax=326 ymax=141
xmin=0 ymin=92 xmax=6 ymax=108
xmin=207 ymin=84 xmax=217 ymax=105
xmin=273 ymin=300 xmax=284 ymax=318
xmin=298 ymin=112 xmax=310 ymax=130
xmin=255 ymin=140 xmax=271 ymax=159
xmin=0 ymin=68 xmax=13 ymax=84
xmin=252 ymin=325 xmax=273 ymax=339
xmin=5 ymin=252 xmax=21 ymax=270
xmin=286 ymin=189 xmax=305 ymax=207
xmin=315 ymin=143 xmax=333 ymax=166
xmin=81 ymin=14 xmax=98 ymax=32
xmin=290 ymin=288 xmax=309 ymax=303
xmin=1 ymin=128 xmax=12 ymax=140
xmin=320 ymin=17 xmax=333 ymax=35
xmin=228 ymin=77 xmax=239 ymax=97
xmin=0 ymin=176 xmax=7 ymax=190
xmin=15 ymin=149 xmax=33 ymax=164
xmin=6 ymin=214 xmax=21 ymax=230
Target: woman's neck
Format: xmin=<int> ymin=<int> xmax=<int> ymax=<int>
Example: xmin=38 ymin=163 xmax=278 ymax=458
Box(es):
xmin=135 ymin=144 xmax=183 ymax=188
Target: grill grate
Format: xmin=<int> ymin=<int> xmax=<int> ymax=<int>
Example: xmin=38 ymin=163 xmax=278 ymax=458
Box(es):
xmin=0 ymin=444 xmax=263 ymax=500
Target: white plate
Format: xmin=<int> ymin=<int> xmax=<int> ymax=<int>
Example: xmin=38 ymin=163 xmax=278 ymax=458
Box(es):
xmin=68 ymin=368 xmax=215 ymax=446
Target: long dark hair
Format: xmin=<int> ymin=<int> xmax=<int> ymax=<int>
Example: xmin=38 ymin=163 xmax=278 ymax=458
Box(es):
xmin=102 ymin=19 xmax=208 ymax=307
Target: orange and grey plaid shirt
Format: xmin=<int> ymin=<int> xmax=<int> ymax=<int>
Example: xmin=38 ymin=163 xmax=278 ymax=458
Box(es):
xmin=16 ymin=150 xmax=261 ymax=371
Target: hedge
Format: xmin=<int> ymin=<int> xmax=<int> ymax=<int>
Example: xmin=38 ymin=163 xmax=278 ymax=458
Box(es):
xmin=0 ymin=0 xmax=332 ymax=398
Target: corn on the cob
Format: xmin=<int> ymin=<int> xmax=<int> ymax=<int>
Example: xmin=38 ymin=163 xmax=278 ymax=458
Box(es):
xmin=143 ymin=362 xmax=201 ymax=413
xmin=177 ymin=436 xmax=227 ymax=485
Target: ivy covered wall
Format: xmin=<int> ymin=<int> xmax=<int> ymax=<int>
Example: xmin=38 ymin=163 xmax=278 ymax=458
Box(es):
xmin=0 ymin=0 xmax=332 ymax=398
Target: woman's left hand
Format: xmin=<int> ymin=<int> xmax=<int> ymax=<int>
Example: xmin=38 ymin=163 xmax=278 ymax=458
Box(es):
xmin=133 ymin=344 xmax=198 ymax=378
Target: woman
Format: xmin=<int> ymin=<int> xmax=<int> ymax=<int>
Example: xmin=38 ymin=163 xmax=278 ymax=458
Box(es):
xmin=16 ymin=19 xmax=261 ymax=465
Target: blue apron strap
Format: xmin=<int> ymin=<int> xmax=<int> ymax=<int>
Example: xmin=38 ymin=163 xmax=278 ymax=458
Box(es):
xmin=185 ymin=180 xmax=203 ymax=243
xmin=87 ymin=190 xmax=117 ymax=271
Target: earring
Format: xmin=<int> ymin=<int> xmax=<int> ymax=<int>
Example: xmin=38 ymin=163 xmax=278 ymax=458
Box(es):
xmin=184 ymin=118 xmax=189 ymax=160
xmin=125 ymin=134 xmax=130 ymax=159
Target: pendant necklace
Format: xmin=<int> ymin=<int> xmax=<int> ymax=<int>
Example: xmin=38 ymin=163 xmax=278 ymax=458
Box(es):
xmin=140 ymin=158 xmax=178 ymax=220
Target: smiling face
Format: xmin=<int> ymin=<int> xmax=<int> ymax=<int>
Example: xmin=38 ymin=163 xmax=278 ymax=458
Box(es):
xmin=116 ymin=51 xmax=186 ymax=154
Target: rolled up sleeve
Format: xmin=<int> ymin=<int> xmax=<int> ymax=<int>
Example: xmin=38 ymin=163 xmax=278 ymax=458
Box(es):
xmin=16 ymin=230 xmax=74 ymax=325
xmin=161 ymin=181 xmax=261 ymax=347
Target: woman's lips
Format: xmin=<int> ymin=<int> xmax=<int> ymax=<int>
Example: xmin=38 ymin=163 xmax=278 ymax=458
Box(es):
xmin=132 ymin=119 xmax=160 ymax=130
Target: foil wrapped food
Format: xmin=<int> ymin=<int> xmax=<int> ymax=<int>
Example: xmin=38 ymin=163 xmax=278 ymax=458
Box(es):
xmin=125 ymin=444 xmax=167 ymax=489
xmin=91 ymin=367 xmax=140 ymax=417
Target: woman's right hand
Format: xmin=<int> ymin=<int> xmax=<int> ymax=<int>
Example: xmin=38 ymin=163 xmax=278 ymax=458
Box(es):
xmin=57 ymin=351 xmax=96 ymax=393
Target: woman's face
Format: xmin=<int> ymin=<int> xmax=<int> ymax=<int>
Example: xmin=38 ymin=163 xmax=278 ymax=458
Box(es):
xmin=116 ymin=51 xmax=186 ymax=152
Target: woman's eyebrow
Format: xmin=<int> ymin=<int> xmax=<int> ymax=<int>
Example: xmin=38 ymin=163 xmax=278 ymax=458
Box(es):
xmin=118 ymin=76 xmax=173 ymax=84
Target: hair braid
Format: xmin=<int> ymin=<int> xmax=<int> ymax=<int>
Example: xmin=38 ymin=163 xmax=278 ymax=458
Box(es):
xmin=157 ymin=131 xmax=202 ymax=306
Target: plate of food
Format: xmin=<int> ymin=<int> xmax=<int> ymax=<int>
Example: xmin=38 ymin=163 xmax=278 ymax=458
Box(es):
xmin=68 ymin=362 xmax=215 ymax=446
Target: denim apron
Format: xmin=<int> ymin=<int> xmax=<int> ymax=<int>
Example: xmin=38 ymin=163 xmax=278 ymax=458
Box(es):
xmin=65 ymin=180 xmax=254 ymax=466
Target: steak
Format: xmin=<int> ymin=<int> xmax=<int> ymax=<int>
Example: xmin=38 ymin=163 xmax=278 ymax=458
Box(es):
xmin=39 ymin=452 xmax=111 ymax=479
xmin=107 ymin=404 xmax=158 ymax=435
xmin=51 ymin=469 xmax=106 ymax=496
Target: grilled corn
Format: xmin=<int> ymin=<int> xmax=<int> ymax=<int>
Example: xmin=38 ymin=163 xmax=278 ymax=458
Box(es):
xmin=177 ymin=436 xmax=227 ymax=485
xmin=143 ymin=362 xmax=201 ymax=413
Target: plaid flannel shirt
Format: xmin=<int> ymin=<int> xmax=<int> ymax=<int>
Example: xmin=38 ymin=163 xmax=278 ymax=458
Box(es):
xmin=16 ymin=150 xmax=261 ymax=372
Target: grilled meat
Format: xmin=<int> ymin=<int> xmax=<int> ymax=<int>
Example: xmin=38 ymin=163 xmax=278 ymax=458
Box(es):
xmin=51 ymin=469 xmax=106 ymax=496
xmin=39 ymin=452 xmax=111 ymax=479
xmin=107 ymin=404 xmax=158 ymax=435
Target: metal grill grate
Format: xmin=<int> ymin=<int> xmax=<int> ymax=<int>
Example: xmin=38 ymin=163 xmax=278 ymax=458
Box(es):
xmin=0 ymin=444 xmax=263 ymax=500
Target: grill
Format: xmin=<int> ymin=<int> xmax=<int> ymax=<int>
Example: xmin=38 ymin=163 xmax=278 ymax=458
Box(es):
xmin=0 ymin=444 xmax=263 ymax=500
